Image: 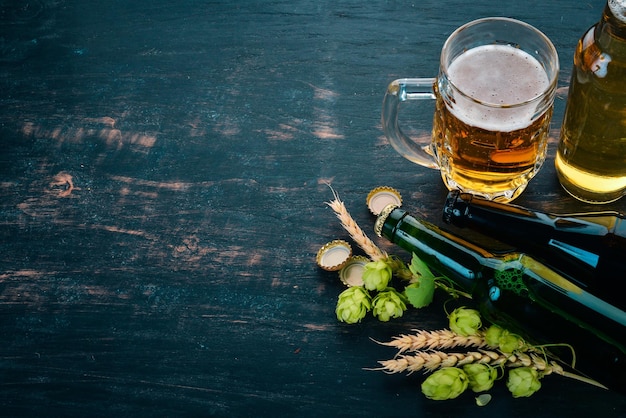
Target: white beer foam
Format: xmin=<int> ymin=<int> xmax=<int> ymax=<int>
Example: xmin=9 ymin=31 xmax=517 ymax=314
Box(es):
xmin=447 ymin=44 xmax=549 ymax=132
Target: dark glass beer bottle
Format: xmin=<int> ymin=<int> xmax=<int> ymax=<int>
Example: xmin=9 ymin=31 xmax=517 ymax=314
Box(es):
xmin=442 ymin=191 xmax=626 ymax=310
xmin=375 ymin=204 xmax=626 ymax=393
xmin=556 ymin=0 xmax=626 ymax=203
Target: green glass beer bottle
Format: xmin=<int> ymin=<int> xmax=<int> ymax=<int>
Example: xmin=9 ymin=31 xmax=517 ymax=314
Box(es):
xmin=442 ymin=191 xmax=626 ymax=311
xmin=375 ymin=204 xmax=626 ymax=393
xmin=556 ymin=0 xmax=626 ymax=203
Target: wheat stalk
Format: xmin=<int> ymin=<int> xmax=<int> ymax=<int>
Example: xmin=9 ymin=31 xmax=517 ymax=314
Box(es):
xmin=375 ymin=329 xmax=489 ymax=353
xmin=369 ymin=349 xmax=607 ymax=389
xmin=371 ymin=350 xmax=559 ymax=375
xmin=373 ymin=348 xmax=609 ymax=392
xmin=326 ymin=187 xmax=387 ymax=261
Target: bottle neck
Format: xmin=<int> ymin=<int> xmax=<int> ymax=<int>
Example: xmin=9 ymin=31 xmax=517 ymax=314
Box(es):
xmin=609 ymin=0 xmax=626 ymax=24
xmin=443 ymin=190 xmax=626 ymax=271
xmin=444 ymin=191 xmax=546 ymax=230
xmin=444 ymin=191 xmax=625 ymax=242
xmin=601 ymin=0 xmax=626 ymax=40
xmin=376 ymin=206 xmax=499 ymax=291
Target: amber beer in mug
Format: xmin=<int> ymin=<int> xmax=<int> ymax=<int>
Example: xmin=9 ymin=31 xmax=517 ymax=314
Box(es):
xmin=382 ymin=18 xmax=559 ymax=202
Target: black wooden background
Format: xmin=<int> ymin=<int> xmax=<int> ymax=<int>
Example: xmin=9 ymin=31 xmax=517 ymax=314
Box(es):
xmin=1 ymin=1 xmax=625 ymax=416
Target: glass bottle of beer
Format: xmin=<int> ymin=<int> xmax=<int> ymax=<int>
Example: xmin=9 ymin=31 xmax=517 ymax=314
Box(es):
xmin=442 ymin=191 xmax=626 ymax=310
xmin=375 ymin=204 xmax=626 ymax=393
xmin=556 ymin=0 xmax=626 ymax=203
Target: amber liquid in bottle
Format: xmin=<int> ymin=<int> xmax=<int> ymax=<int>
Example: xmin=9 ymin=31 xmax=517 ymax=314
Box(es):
xmin=376 ymin=205 xmax=626 ymax=393
xmin=443 ymin=191 xmax=626 ymax=311
xmin=556 ymin=0 xmax=626 ymax=203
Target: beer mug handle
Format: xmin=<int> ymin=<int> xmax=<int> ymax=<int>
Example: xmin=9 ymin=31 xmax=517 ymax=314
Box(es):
xmin=381 ymin=78 xmax=439 ymax=169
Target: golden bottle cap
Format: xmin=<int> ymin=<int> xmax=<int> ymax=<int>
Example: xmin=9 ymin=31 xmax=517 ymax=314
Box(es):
xmin=374 ymin=203 xmax=400 ymax=237
xmin=339 ymin=256 xmax=369 ymax=287
xmin=366 ymin=186 xmax=402 ymax=215
xmin=316 ymin=240 xmax=352 ymax=271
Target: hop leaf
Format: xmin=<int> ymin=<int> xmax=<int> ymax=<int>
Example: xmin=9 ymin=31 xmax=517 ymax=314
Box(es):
xmin=335 ymin=287 xmax=372 ymax=324
xmin=404 ymin=277 xmax=435 ymax=308
xmin=403 ymin=253 xmax=436 ymax=308
xmin=421 ymin=367 xmax=469 ymax=400
xmin=448 ymin=307 xmax=482 ymax=337
xmin=372 ymin=288 xmax=407 ymax=322
xmin=409 ymin=253 xmax=435 ymax=281
xmin=362 ymin=260 xmax=393 ymax=291
xmin=506 ymin=367 xmax=542 ymax=398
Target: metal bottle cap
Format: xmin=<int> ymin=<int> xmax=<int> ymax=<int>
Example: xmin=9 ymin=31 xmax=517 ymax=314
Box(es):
xmin=339 ymin=256 xmax=369 ymax=287
xmin=374 ymin=204 xmax=400 ymax=237
xmin=316 ymin=240 xmax=353 ymax=271
xmin=366 ymin=186 xmax=402 ymax=216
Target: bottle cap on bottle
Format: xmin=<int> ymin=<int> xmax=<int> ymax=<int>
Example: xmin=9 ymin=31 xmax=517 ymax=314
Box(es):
xmin=316 ymin=240 xmax=353 ymax=271
xmin=339 ymin=256 xmax=369 ymax=287
xmin=374 ymin=204 xmax=401 ymax=238
xmin=366 ymin=186 xmax=402 ymax=215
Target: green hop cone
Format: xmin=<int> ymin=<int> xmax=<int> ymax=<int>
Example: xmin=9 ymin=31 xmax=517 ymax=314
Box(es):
xmin=362 ymin=260 xmax=393 ymax=291
xmin=506 ymin=367 xmax=542 ymax=398
xmin=484 ymin=324 xmax=504 ymax=347
xmin=463 ymin=363 xmax=497 ymax=393
xmin=484 ymin=324 xmax=525 ymax=353
xmin=448 ymin=307 xmax=482 ymax=336
xmin=335 ymin=286 xmax=372 ymax=324
xmin=498 ymin=331 xmax=525 ymax=353
xmin=421 ymin=367 xmax=469 ymax=400
xmin=371 ymin=288 xmax=407 ymax=322
xmin=383 ymin=255 xmax=414 ymax=281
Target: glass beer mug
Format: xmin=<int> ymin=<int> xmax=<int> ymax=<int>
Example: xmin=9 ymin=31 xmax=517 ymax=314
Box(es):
xmin=382 ymin=17 xmax=559 ymax=202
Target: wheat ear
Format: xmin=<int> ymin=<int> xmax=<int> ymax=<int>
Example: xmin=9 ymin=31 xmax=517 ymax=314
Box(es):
xmin=370 ymin=349 xmax=608 ymax=389
xmin=371 ymin=350 xmax=567 ymax=374
xmin=326 ymin=187 xmax=387 ymax=261
xmin=374 ymin=329 xmax=489 ymax=353
xmin=369 ymin=350 xmax=507 ymax=374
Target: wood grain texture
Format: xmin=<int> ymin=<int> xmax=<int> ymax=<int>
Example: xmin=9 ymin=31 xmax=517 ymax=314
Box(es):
xmin=1 ymin=0 xmax=625 ymax=416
